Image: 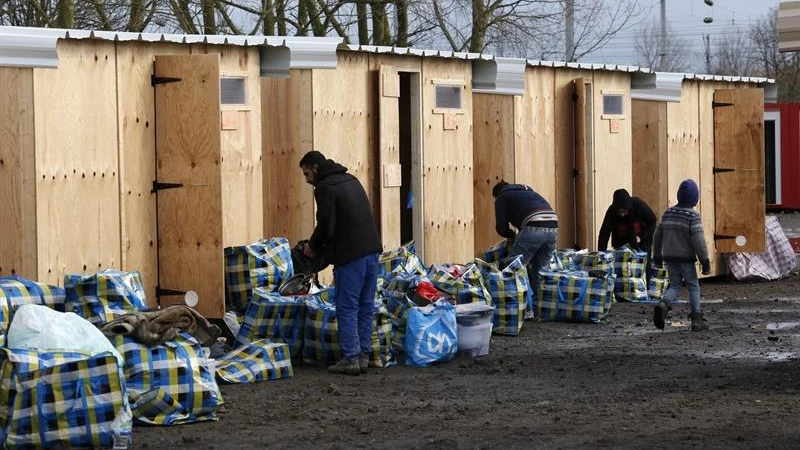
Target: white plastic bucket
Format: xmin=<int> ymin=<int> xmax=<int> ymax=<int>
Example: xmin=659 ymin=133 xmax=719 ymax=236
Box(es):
xmin=455 ymin=303 xmax=494 ymax=357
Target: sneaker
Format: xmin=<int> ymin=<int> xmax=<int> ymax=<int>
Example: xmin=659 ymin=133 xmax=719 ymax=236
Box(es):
xmin=328 ymin=358 xmax=361 ymax=376
xmin=358 ymin=354 xmax=369 ymax=374
xmin=524 ymin=309 xmax=536 ymax=320
xmin=653 ymin=302 xmax=667 ymax=330
xmin=690 ymin=313 xmax=709 ymax=331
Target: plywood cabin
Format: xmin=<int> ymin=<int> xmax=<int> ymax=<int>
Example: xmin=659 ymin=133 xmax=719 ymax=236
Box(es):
xmin=631 ymin=73 xmax=776 ymax=275
xmin=472 ymin=60 xmax=640 ymax=255
xmin=473 ymin=62 xmax=775 ymax=277
xmin=764 ymin=102 xmax=800 ymax=210
xmin=0 ymin=26 xmax=344 ymax=318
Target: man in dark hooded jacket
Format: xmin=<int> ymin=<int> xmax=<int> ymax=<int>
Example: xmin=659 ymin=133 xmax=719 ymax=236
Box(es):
xmin=299 ymin=151 xmax=382 ymax=376
xmin=493 ymin=181 xmax=558 ymax=318
xmin=597 ymin=189 xmax=657 ymax=256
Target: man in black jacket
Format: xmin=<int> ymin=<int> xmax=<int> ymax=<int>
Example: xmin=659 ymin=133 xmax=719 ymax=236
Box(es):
xmin=299 ymin=151 xmax=382 ymax=376
xmin=597 ymin=188 xmax=657 ymax=265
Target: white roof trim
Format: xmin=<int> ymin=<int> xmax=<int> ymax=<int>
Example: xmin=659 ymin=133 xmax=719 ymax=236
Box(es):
xmin=344 ymin=44 xmax=484 ymax=60
xmin=0 ymin=26 xmax=342 ymax=71
xmin=631 ymin=71 xmax=684 ymax=102
xmin=472 ymin=57 xmax=526 ymax=96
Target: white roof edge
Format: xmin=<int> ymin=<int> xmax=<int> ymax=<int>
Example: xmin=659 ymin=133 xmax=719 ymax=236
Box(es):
xmin=472 ymin=57 xmax=526 ymax=96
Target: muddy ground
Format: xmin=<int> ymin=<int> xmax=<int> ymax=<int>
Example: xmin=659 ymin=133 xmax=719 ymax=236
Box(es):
xmin=130 ymin=276 xmax=800 ymax=450
xmin=133 ymin=214 xmax=800 ymax=450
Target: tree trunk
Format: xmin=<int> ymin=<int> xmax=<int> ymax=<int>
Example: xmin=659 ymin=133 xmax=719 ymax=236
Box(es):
xmin=305 ymin=0 xmax=325 ymax=36
xmin=172 ymin=0 xmax=199 ymax=34
xmin=297 ymin=0 xmax=309 ymax=35
xmin=356 ymin=0 xmax=368 ymax=45
xmin=54 ymin=0 xmax=74 ymax=28
xmin=469 ymin=0 xmax=487 ymax=53
xmin=371 ymin=0 xmax=388 ymax=45
xmin=127 ymin=0 xmax=146 ymax=31
xmin=92 ymin=0 xmax=112 ymax=30
xmin=262 ymin=0 xmax=275 ymax=35
xmin=395 ymin=0 xmax=408 ymax=47
xmin=202 ymin=0 xmax=217 ymax=34
xmin=276 ymin=0 xmax=287 ymax=35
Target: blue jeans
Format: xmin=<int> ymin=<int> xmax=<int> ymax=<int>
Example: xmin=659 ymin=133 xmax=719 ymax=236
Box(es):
xmin=663 ymin=262 xmax=701 ymax=314
xmin=506 ymin=226 xmax=558 ymax=292
xmin=333 ymin=253 xmax=379 ymax=360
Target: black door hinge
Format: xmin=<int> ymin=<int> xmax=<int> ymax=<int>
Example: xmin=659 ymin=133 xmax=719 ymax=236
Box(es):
xmin=712 ymin=101 xmax=733 ymax=108
xmin=151 ymin=75 xmax=182 ymax=86
xmin=151 ymin=181 xmax=184 ymax=193
xmin=713 ymin=167 xmax=735 ymax=174
xmin=714 ymin=234 xmax=736 ymax=240
xmin=156 ymin=286 xmax=186 ymax=297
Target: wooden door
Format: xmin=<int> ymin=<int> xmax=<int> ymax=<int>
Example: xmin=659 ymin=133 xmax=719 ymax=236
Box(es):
xmin=573 ymin=78 xmax=593 ymax=249
xmin=378 ymin=65 xmax=402 ymax=250
xmin=713 ymin=89 xmax=766 ymax=253
xmin=153 ymin=54 xmax=224 ymax=318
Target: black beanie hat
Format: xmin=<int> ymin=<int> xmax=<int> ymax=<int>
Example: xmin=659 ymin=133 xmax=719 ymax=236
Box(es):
xmin=492 ymin=180 xmax=510 ymax=198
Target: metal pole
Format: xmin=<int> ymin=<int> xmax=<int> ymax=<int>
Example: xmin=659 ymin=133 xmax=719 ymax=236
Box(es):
xmin=659 ymin=0 xmax=666 ymax=71
xmin=565 ymin=0 xmax=575 ymax=61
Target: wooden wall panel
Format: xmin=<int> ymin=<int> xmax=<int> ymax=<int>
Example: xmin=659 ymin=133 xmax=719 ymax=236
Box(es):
xmin=421 ymin=58 xmax=474 ymax=265
xmin=590 ymin=72 xmax=633 ymax=249
xmin=698 ymin=81 xmax=722 ymax=273
xmin=377 ymin=65 xmax=401 ymax=250
xmin=116 ymin=42 xmax=188 ymax=304
xmin=473 ymin=94 xmax=514 ymax=254
xmin=553 ymin=69 xmax=591 ymax=249
xmin=632 ymin=100 xmax=669 ymax=215
xmin=516 ymin=68 xmax=556 ymax=202
xmin=666 ymin=81 xmax=701 ymax=210
xmin=0 ymin=68 xmax=37 ymax=279
xmin=34 ymin=40 xmax=120 ymax=286
xmin=219 ymin=46 xmax=264 ymax=247
xmin=262 ymin=71 xmax=314 ymax=244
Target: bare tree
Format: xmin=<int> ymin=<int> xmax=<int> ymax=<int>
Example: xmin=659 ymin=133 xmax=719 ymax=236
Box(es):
xmin=634 ymin=21 xmax=691 ymax=72
xmin=751 ymin=7 xmax=800 ymax=102
xmin=709 ymin=32 xmax=756 ymax=77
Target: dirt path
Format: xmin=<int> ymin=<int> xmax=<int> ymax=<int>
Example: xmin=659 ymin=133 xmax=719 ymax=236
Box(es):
xmin=132 ymin=273 xmax=800 ymax=450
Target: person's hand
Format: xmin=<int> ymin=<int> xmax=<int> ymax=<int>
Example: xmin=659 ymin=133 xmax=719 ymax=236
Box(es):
xmin=701 ymin=260 xmax=711 ymax=275
xmin=303 ymin=243 xmax=316 ymax=258
xmin=635 ymin=236 xmax=641 ymax=244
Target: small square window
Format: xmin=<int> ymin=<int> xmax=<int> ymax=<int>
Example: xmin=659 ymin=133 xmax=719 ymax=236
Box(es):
xmin=603 ymin=94 xmax=624 ymax=116
xmin=220 ymin=77 xmax=246 ymax=105
xmin=435 ymin=85 xmax=462 ymax=109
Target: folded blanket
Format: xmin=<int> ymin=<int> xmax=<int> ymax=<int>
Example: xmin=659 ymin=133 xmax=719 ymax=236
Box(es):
xmin=100 ymin=305 xmax=221 ymax=346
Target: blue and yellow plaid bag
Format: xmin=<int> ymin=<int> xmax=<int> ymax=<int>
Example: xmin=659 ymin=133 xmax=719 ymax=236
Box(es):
xmin=111 ymin=332 xmax=223 ymax=426
xmin=475 ymin=257 xmax=529 ymax=336
xmin=224 ymin=237 xmax=293 ymax=314
xmin=0 ymin=348 xmax=132 ymax=449
xmin=303 ymin=294 xmax=395 ymax=367
xmin=215 ymin=340 xmax=293 ymax=384
xmin=235 ymin=288 xmax=308 ymax=361
xmin=537 ymin=270 xmax=615 ymax=323
xmin=572 ymin=251 xmax=615 ymax=276
xmin=554 ymin=249 xmax=577 ymax=271
xmin=64 ymin=270 xmax=148 ymax=327
xmin=385 ymin=294 xmax=416 ymax=352
xmin=479 ymin=240 xmax=510 ymax=266
xmin=614 ymin=277 xmax=649 ymax=302
xmin=648 ymin=266 xmax=670 ymax=301
xmin=0 ymin=275 xmax=67 ymax=313
xmin=428 ymin=264 xmax=492 ymax=305
xmin=378 ymin=241 xmax=420 ymax=277
xmin=612 ymin=248 xmax=648 ymax=279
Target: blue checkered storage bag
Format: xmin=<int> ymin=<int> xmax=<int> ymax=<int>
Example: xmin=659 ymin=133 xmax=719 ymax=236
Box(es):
xmin=303 ymin=293 xmax=395 ymax=367
xmin=612 ymin=248 xmax=649 ymax=302
xmin=537 ymin=270 xmax=615 ymax=324
xmin=235 ymin=288 xmax=308 ymax=362
xmin=404 ymin=301 xmax=458 ymax=367
xmin=479 ymin=240 xmax=510 ymax=266
xmin=428 ymin=264 xmax=492 ymax=305
xmin=475 ymin=257 xmax=530 ymax=336
xmin=385 ymin=294 xmax=415 ymax=353
xmin=215 ymin=340 xmax=293 ymax=384
xmin=64 ymin=270 xmax=148 ymax=327
xmin=0 ymin=275 xmax=67 ymax=313
xmin=572 ymin=251 xmax=615 ymax=276
xmin=0 ymin=348 xmax=132 ymax=449
xmin=111 ymin=332 xmax=223 ymax=426
xmin=1 ymin=277 xmax=68 ymax=347
xmin=224 ymin=237 xmax=293 ymax=314
xmin=554 ymin=249 xmax=577 ymax=271
xmin=648 ymin=266 xmax=670 ymax=301
xmin=377 ymin=241 xmax=426 ymax=295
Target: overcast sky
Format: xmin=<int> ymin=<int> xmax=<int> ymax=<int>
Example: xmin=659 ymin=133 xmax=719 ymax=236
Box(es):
xmin=582 ymin=0 xmax=780 ymax=70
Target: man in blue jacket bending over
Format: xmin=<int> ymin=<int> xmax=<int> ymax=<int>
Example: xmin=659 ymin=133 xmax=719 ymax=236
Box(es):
xmin=300 ymin=150 xmax=383 ymax=375
xmin=493 ymin=181 xmax=558 ymax=318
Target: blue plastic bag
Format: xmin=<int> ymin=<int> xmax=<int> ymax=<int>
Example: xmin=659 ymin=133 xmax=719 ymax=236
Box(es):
xmin=404 ymin=300 xmax=457 ymax=367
